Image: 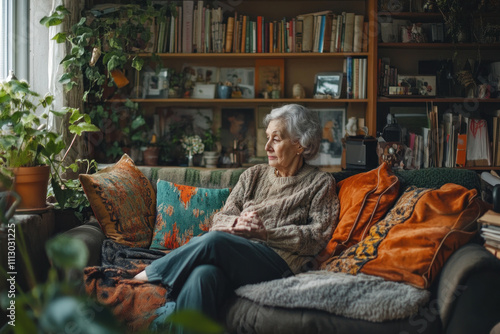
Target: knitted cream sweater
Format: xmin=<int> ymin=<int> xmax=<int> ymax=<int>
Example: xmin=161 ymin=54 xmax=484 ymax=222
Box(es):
xmin=211 ymin=163 xmax=340 ymax=274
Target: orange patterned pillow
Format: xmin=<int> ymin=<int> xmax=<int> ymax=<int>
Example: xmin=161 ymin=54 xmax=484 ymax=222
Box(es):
xmin=79 ymin=154 xmax=156 ymax=248
xmin=321 ymin=162 xmax=400 ymax=259
xmin=323 ymin=184 xmax=488 ymax=289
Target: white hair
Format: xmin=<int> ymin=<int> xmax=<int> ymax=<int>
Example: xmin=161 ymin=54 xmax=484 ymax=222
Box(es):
xmin=263 ymin=104 xmax=322 ymax=160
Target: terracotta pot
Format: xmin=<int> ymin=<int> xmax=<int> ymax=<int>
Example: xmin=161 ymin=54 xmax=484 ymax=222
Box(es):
xmin=143 ymin=147 xmax=160 ymax=166
xmin=13 ymin=165 xmax=50 ymax=210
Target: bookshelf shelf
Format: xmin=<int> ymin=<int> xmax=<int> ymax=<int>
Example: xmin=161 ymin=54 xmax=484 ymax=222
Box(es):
xmin=378 ymin=97 xmax=500 ymax=103
xmin=377 ymin=12 xmax=443 ymax=21
xmin=378 ymin=42 xmax=500 ymax=49
xmin=138 ymin=52 xmax=370 ymax=59
xmin=109 ymin=98 xmax=368 ymax=104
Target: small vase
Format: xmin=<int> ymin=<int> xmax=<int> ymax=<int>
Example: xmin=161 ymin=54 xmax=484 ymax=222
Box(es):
xmin=188 ymin=152 xmax=194 ymax=167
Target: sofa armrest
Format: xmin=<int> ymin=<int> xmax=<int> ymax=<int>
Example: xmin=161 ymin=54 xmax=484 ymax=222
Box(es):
xmin=437 ymin=243 xmax=500 ymax=334
xmin=63 ymin=216 xmax=105 ymax=267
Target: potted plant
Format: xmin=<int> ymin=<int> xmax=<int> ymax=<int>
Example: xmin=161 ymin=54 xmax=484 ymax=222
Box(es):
xmin=0 ymin=77 xmax=99 ymax=210
xmin=41 ymin=4 xmax=168 ymax=102
xmin=436 ymin=0 xmax=484 ymax=42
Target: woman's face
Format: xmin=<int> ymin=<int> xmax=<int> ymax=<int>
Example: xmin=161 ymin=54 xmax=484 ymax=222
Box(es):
xmin=265 ymin=119 xmax=302 ymax=173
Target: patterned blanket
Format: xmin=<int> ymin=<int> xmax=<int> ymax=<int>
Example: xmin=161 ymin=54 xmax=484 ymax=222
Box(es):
xmin=84 ymin=240 xmax=169 ymax=331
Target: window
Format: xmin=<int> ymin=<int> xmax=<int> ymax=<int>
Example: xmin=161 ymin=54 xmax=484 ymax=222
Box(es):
xmin=0 ymin=0 xmax=13 ymax=80
xmin=0 ymin=0 xmax=28 ymax=81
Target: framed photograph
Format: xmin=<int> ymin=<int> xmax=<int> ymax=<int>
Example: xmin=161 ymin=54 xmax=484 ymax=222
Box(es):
xmin=220 ymin=108 xmax=256 ymax=165
xmin=182 ymin=64 xmax=218 ymax=83
xmin=397 ymin=75 xmax=436 ymax=96
xmin=255 ymin=59 xmax=285 ymax=98
xmin=308 ymin=108 xmax=346 ymax=166
xmin=219 ymin=67 xmax=255 ymax=99
xmin=142 ymin=69 xmax=169 ymax=98
xmin=313 ymin=72 xmax=343 ymax=99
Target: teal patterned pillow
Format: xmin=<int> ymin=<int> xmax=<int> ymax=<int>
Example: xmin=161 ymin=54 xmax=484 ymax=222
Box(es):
xmin=150 ymin=180 xmax=230 ymax=250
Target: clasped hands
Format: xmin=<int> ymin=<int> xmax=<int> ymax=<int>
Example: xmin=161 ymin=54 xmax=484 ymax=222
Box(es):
xmin=213 ymin=211 xmax=267 ymax=240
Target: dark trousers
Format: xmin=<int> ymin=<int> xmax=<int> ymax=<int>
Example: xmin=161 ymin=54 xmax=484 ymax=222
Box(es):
xmin=146 ymin=231 xmax=292 ymax=321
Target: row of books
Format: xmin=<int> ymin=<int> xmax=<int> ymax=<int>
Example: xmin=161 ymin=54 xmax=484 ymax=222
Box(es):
xmin=377 ymin=58 xmax=398 ymax=96
xmin=402 ymin=108 xmax=499 ymax=169
xmin=344 ymin=57 xmax=368 ymax=99
xmin=154 ymin=1 xmax=368 ymax=54
xmin=478 ymin=209 xmax=500 ymax=260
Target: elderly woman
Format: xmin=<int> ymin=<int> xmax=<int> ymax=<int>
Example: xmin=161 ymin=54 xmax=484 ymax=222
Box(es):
xmin=134 ymin=104 xmax=339 ymax=328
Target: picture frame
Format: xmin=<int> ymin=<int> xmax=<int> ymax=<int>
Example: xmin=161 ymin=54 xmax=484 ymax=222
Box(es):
xmin=182 ymin=64 xmax=218 ymax=83
xmin=313 ymin=72 xmax=343 ymax=99
xmin=255 ymin=59 xmax=285 ymax=98
xmin=220 ymin=108 xmax=256 ymax=165
xmin=308 ymin=108 xmax=346 ymax=166
xmin=397 ymin=75 xmax=436 ymax=96
xmin=142 ymin=69 xmax=169 ymax=98
xmin=219 ymin=67 xmax=256 ymax=99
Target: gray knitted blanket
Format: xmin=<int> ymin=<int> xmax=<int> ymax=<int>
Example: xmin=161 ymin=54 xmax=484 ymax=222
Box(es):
xmin=235 ymin=271 xmax=430 ymax=322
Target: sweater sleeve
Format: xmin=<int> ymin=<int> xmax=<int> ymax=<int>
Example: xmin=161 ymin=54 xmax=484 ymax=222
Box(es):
xmin=265 ymin=174 xmax=339 ymax=256
xmin=210 ymin=169 xmax=249 ymax=230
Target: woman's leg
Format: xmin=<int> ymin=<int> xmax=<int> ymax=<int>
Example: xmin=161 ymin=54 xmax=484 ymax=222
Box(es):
xmin=145 ymin=231 xmax=292 ymax=298
xmin=175 ymin=264 xmax=231 ymax=321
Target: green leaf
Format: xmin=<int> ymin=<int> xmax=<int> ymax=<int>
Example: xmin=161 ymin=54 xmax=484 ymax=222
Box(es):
xmin=68 ymin=122 xmax=100 ymax=136
xmin=45 ymin=235 xmax=89 ymax=270
xmin=131 ymin=56 xmax=144 ymax=71
xmin=58 ymin=73 xmax=72 ymax=85
xmin=52 ymin=32 xmax=67 ymax=43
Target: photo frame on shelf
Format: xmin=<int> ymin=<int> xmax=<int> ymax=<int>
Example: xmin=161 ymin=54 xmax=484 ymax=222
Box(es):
xmin=313 ymin=72 xmax=343 ymax=99
xmin=220 ymin=108 xmax=256 ymax=166
xmin=219 ymin=67 xmax=255 ymax=99
xmin=397 ymin=75 xmax=436 ymax=96
xmin=142 ymin=69 xmax=169 ymax=98
xmin=182 ymin=64 xmax=218 ymax=83
xmin=308 ymin=108 xmax=346 ymax=166
xmin=255 ymin=59 xmax=285 ymax=98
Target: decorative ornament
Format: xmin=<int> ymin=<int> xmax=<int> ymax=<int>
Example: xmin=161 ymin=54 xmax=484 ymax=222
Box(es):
xmin=292 ymin=83 xmax=306 ymax=99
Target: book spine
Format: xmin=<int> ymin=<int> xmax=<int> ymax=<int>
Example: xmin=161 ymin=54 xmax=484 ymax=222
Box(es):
xmin=344 ymin=12 xmax=355 ymax=52
xmin=225 ymin=16 xmax=234 ymax=53
xmin=240 ymin=15 xmax=247 ymax=53
xmin=182 ymin=1 xmax=194 ymax=53
xmin=257 ymin=16 xmax=263 ymax=53
xmin=318 ymin=15 xmax=325 ymax=53
xmin=295 ymin=18 xmax=303 ymax=52
xmin=353 ymin=15 xmax=364 ymax=52
xmin=346 ymin=56 xmax=353 ymax=99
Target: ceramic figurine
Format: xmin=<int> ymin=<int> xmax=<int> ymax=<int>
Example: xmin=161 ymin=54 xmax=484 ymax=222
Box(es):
xmin=346 ymin=117 xmax=358 ymax=136
xmin=292 ymin=83 xmax=305 ymax=99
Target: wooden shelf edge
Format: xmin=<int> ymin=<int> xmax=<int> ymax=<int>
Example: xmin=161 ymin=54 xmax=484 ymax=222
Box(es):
xmin=137 ymin=52 xmax=369 ymax=58
xmin=379 ymin=42 xmax=500 ymax=49
xmin=107 ymin=98 xmax=369 ymax=103
xmin=378 ymin=97 xmax=500 ymax=103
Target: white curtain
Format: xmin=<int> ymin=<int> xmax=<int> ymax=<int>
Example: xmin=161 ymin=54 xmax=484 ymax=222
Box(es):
xmin=47 ymin=0 xmax=86 ymax=166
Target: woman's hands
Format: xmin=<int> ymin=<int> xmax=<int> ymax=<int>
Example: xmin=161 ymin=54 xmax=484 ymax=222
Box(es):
xmin=212 ymin=211 xmax=267 ymax=241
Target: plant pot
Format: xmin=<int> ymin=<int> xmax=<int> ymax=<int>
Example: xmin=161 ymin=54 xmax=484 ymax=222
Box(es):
xmin=203 ymin=151 xmax=220 ymax=168
xmin=143 ymin=147 xmax=160 ymax=166
xmin=12 ymin=165 xmax=50 ymax=210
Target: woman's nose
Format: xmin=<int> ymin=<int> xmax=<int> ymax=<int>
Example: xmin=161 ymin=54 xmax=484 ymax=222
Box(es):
xmin=265 ymin=140 xmax=272 ymax=152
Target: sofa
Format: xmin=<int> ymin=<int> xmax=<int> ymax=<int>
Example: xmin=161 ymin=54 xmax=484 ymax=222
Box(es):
xmin=63 ymin=158 xmax=500 ymax=334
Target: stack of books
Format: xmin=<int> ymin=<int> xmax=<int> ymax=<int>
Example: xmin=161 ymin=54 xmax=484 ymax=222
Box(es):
xmin=478 ymin=210 xmax=500 ymax=259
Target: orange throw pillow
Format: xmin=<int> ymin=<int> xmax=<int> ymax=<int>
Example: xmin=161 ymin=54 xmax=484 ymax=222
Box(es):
xmin=321 ymin=162 xmax=400 ymax=259
xmin=324 ymin=184 xmax=488 ymax=289
xmin=79 ymin=154 xmax=156 ymax=248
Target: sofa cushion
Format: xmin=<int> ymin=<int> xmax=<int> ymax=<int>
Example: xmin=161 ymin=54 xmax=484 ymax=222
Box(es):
xmin=79 ymin=154 xmax=156 ymax=248
xmin=323 ymin=184 xmax=487 ymax=289
xmin=321 ymin=162 xmax=400 ymax=258
xmin=150 ymin=180 xmax=230 ymax=250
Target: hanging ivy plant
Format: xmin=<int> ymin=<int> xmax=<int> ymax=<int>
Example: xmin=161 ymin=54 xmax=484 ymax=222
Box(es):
xmin=40 ymin=3 xmax=176 ymax=102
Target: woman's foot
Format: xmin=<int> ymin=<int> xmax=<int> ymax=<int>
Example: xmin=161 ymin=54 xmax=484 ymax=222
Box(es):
xmin=133 ymin=270 xmax=148 ymax=281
